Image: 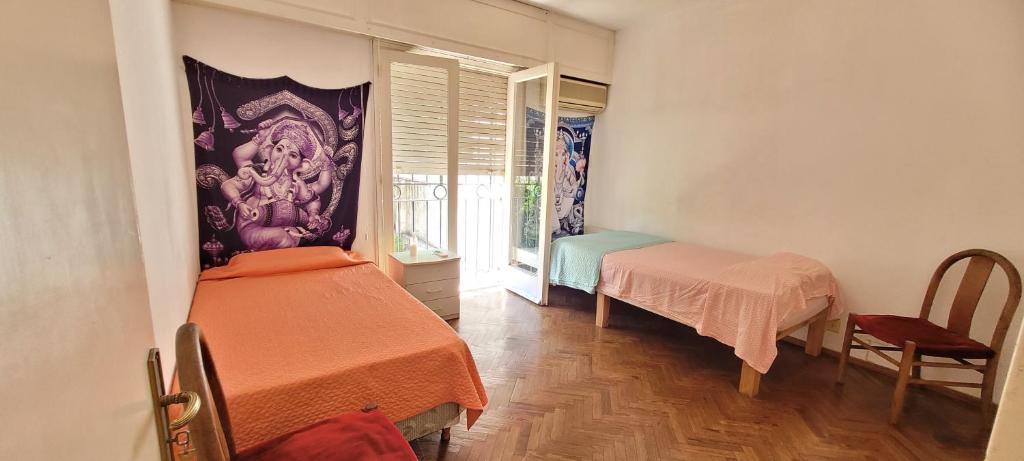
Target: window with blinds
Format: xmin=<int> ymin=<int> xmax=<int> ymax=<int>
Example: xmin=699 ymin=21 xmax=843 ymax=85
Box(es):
xmin=458 ymin=69 xmax=507 ymax=176
xmin=383 ymin=45 xmax=513 ymax=284
xmin=390 ymin=64 xmax=508 ymax=176
xmin=390 ymin=62 xmax=450 ymax=175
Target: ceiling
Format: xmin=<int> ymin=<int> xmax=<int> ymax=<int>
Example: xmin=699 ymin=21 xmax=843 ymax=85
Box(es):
xmin=521 ymin=0 xmax=689 ymax=30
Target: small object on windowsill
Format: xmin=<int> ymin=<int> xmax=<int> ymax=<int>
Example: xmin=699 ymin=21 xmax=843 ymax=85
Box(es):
xmin=408 ymin=241 xmax=418 ymax=257
xmin=434 ymin=250 xmax=449 ymax=258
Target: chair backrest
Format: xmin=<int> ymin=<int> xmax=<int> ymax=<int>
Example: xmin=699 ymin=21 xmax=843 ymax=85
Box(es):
xmin=919 ymin=249 xmax=1022 ymax=353
xmin=176 ymin=323 xmax=235 ymax=461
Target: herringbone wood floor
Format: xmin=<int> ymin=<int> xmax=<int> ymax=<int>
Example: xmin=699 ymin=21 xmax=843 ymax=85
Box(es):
xmin=409 ymin=287 xmax=990 ymax=460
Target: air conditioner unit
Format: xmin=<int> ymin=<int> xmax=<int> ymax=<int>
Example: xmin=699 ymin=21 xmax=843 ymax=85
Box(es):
xmin=559 ymin=76 xmax=607 ymax=114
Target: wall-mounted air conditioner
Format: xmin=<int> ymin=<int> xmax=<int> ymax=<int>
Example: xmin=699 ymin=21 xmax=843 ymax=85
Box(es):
xmin=559 ymin=76 xmax=607 ymax=114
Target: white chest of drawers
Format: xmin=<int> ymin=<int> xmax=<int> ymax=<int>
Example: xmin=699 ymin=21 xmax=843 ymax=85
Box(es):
xmin=386 ymin=251 xmax=461 ymax=320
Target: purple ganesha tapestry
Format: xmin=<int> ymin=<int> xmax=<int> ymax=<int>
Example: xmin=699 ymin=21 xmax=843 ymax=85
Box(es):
xmin=184 ymin=56 xmax=370 ymax=268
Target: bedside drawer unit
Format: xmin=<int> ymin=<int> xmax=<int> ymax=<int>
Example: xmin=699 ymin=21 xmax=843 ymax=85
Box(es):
xmin=387 ymin=251 xmax=461 ymax=320
xmin=395 ymin=260 xmax=460 ymax=285
xmin=406 ymin=278 xmax=459 ymax=302
xmin=424 ymin=296 xmax=459 ymax=320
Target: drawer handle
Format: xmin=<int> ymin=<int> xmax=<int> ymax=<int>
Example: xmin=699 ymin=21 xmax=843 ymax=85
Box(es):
xmin=425 ymin=288 xmax=443 ymax=294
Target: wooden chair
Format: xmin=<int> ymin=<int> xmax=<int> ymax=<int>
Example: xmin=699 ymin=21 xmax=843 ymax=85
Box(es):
xmin=836 ymin=249 xmax=1021 ymax=424
xmin=175 ymin=323 xmax=417 ymax=461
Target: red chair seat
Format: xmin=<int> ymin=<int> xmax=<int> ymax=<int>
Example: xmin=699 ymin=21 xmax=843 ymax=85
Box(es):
xmin=237 ymin=410 xmax=417 ymax=461
xmin=849 ymin=314 xmax=994 ymax=359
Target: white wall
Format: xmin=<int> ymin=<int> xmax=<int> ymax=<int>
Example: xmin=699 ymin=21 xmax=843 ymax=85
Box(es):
xmin=589 ymin=0 xmax=1024 ymax=400
xmin=109 ymin=0 xmax=199 ymax=381
xmin=0 ymin=0 xmax=159 ymax=458
xmin=180 ymin=0 xmax=615 ymax=83
xmin=171 ymin=2 xmax=379 ymax=260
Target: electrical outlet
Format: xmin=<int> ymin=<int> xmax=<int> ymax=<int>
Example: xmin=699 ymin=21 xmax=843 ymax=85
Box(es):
xmin=825 ymin=318 xmax=841 ymax=333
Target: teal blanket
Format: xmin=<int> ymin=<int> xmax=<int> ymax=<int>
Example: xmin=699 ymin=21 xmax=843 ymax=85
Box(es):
xmin=549 ymin=231 xmax=670 ymax=294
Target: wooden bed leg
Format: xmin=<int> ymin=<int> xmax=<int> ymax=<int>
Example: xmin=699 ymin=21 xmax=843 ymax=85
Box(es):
xmin=739 ymin=362 xmax=761 ymax=398
xmin=805 ymin=312 xmax=827 ymax=357
xmin=596 ymin=292 xmax=610 ymax=327
xmin=440 ymin=427 xmax=451 ymax=442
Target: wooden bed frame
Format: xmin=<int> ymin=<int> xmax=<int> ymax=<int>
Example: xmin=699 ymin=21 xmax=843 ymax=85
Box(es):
xmin=596 ymin=291 xmax=830 ymax=398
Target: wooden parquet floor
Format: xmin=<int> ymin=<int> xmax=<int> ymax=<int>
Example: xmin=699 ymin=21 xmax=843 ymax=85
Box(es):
xmin=409 ymin=287 xmax=990 ymax=460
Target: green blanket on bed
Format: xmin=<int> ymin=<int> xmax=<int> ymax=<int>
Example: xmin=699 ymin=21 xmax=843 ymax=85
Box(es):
xmin=549 ymin=231 xmax=670 ymax=294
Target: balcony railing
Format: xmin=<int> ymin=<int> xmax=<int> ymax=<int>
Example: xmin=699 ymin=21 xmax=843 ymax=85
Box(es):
xmin=393 ymin=174 xmax=506 ymax=289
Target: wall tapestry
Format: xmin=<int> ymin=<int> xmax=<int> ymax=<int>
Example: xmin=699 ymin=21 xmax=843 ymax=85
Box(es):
xmin=526 ymin=108 xmax=595 ymax=238
xmin=184 ymin=56 xmax=370 ymax=268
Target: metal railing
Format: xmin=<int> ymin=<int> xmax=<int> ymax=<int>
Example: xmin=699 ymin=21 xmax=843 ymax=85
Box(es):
xmin=393 ymin=174 xmax=448 ymax=252
xmin=393 ymin=174 xmax=506 ymax=289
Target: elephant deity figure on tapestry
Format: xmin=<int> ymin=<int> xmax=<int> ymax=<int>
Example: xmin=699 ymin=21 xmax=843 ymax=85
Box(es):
xmin=552 ymin=126 xmax=587 ymax=234
xmin=219 ymin=117 xmax=335 ymax=250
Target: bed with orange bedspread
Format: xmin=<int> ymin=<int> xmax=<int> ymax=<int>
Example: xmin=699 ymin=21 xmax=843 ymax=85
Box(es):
xmin=188 ymin=247 xmax=488 ymax=452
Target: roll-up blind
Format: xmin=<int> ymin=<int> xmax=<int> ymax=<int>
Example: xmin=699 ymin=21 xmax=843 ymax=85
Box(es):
xmin=459 ymin=69 xmax=507 ymax=176
xmin=390 ymin=62 xmax=449 ymax=175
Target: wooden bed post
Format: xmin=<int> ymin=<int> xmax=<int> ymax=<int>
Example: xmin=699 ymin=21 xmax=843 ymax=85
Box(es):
xmin=596 ymin=292 xmax=610 ymax=327
xmin=804 ymin=311 xmax=828 ymax=357
xmin=739 ymin=362 xmax=761 ymax=397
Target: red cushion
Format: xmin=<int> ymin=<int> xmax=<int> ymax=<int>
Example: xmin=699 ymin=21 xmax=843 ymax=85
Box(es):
xmin=850 ymin=314 xmax=994 ymax=359
xmin=237 ymin=410 xmax=417 ymax=461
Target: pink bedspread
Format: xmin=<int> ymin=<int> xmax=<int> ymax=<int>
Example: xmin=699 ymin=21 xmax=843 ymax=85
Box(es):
xmin=597 ymin=242 xmax=842 ymax=373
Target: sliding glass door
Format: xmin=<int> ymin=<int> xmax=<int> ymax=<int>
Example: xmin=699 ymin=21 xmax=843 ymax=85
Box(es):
xmin=504 ymin=63 xmax=559 ymax=305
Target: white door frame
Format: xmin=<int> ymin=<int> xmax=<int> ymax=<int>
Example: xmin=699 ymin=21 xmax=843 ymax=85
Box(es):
xmin=503 ymin=62 xmax=560 ymax=305
xmin=374 ymin=43 xmax=460 ymax=265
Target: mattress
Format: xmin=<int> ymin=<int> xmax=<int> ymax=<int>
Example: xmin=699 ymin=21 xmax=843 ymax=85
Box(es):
xmin=189 ymin=247 xmax=488 ymax=452
xmin=598 ymin=242 xmax=842 ymax=373
xmin=549 ymin=231 xmax=669 ymax=293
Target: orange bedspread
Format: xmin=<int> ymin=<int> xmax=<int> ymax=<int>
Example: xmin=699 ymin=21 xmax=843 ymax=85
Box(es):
xmin=190 ymin=247 xmax=488 ymax=452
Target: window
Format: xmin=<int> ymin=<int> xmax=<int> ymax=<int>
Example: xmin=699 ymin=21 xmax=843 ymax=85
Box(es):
xmin=377 ymin=42 xmax=518 ymax=288
xmin=389 ymin=61 xmax=455 ymax=252
xmin=377 ymin=49 xmax=459 ymax=258
xmin=456 ymin=68 xmax=508 ymax=286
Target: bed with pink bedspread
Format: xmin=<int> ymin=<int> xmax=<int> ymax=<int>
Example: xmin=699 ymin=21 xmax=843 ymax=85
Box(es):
xmin=594 ymin=241 xmax=843 ymax=396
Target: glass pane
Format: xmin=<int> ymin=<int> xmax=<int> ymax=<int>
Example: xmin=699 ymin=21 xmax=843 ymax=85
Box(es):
xmin=390 ymin=62 xmax=449 ymax=252
xmin=508 ymin=76 xmax=547 ymax=276
xmin=457 ymin=68 xmax=508 ymax=290
xmin=457 ymin=174 xmax=506 ymax=290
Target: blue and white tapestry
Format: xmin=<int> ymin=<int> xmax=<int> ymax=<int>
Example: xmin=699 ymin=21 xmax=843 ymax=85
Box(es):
xmin=526 ymin=108 xmax=595 ymax=238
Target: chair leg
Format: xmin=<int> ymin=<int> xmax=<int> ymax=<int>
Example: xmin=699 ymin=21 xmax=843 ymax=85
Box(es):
xmin=836 ymin=318 xmax=856 ymax=383
xmin=980 ymin=357 xmax=998 ymax=423
xmin=440 ymin=427 xmax=451 ymax=442
xmin=890 ymin=341 xmax=917 ymax=425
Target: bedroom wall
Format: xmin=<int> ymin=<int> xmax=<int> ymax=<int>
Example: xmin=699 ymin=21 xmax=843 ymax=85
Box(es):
xmin=109 ymin=0 xmax=199 ymax=381
xmin=178 ymin=0 xmax=615 ymax=84
xmin=0 ymin=0 xmax=159 ymax=458
xmin=588 ymin=0 xmax=1024 ymax=400
xmin=171 ymin=1 xmax=379 ymax=260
